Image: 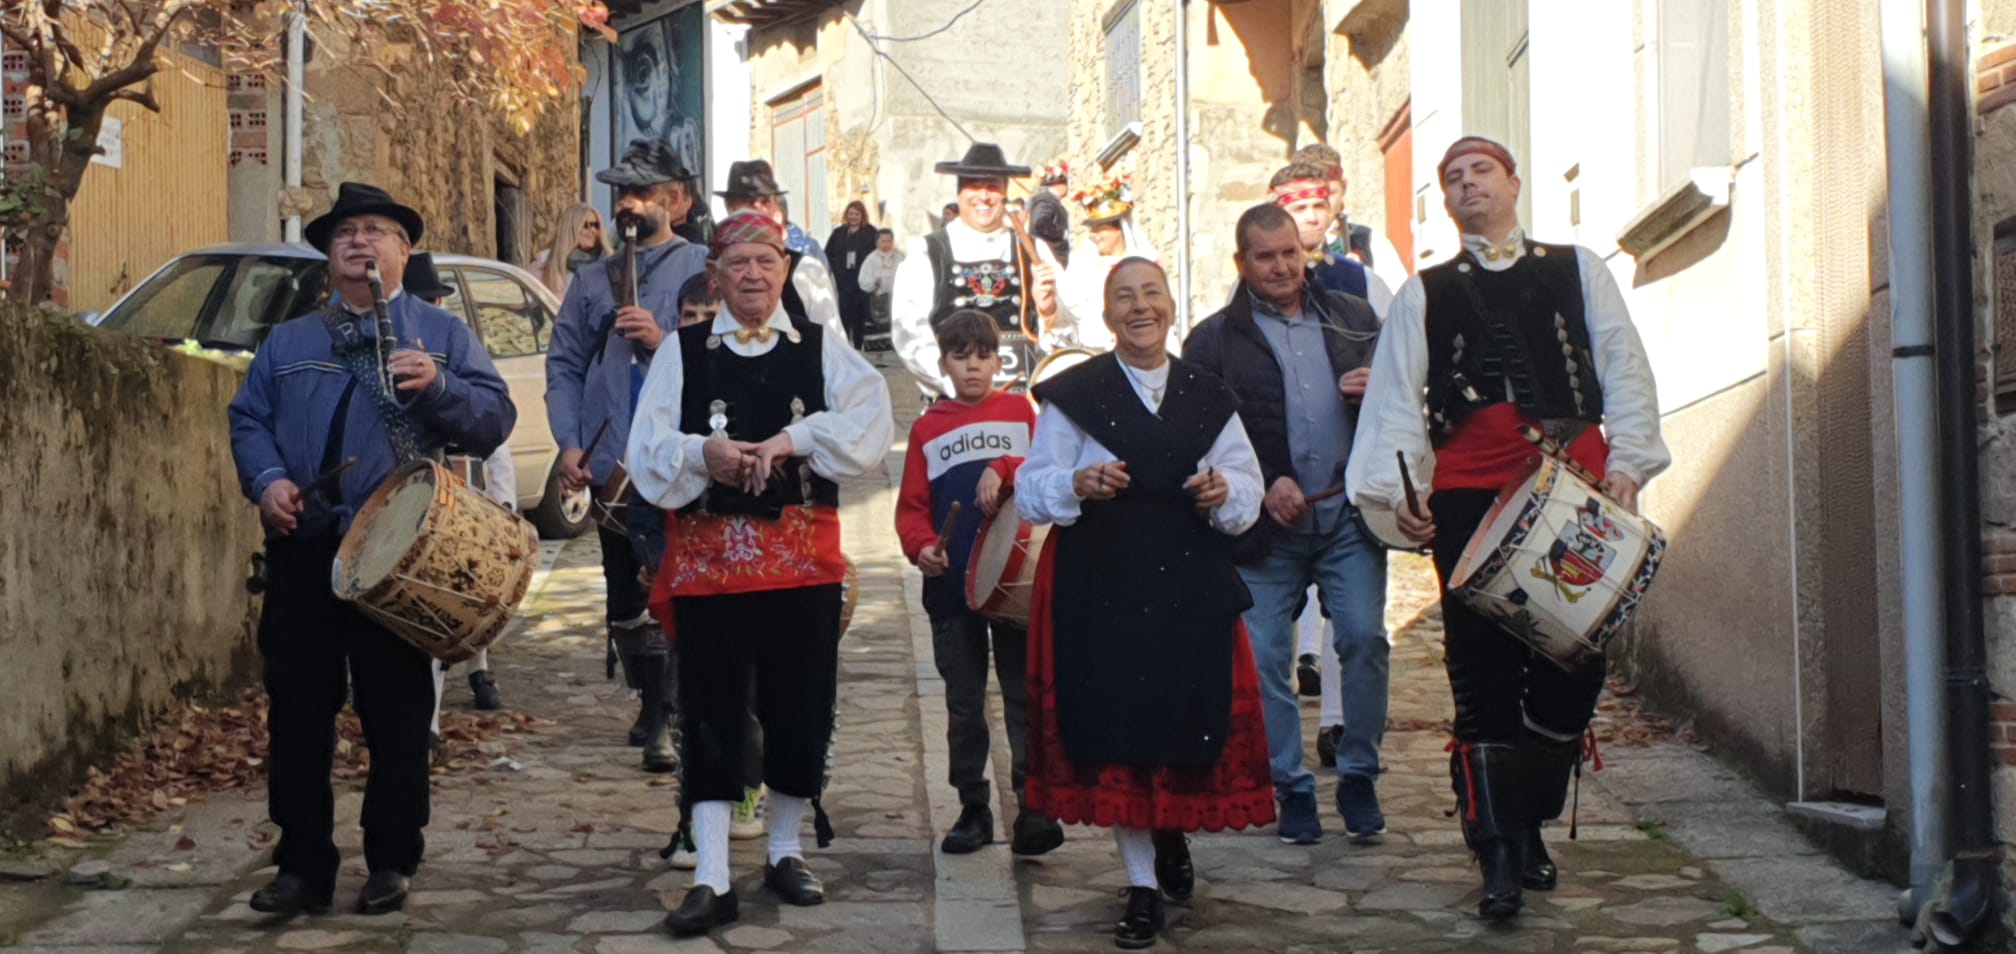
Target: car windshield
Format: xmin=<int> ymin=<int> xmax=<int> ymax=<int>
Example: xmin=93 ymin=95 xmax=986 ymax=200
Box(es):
xmin=98 ymin=253 xmax=326 ymax=350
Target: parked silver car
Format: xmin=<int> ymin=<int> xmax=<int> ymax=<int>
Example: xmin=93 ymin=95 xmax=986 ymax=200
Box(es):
xmin=88 ymin=243 xmax=593 ymax=539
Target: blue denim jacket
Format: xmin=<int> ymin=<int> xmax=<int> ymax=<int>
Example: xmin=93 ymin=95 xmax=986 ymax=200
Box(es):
xmin=544 ymin=237 xmax=706 ymax=483
xmin=228 ymin=293 xmax=516 ymax=539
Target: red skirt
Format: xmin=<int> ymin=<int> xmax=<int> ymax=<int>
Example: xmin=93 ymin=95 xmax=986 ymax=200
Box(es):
xmin=1023 ymin=534 xmax=1277 ymax=832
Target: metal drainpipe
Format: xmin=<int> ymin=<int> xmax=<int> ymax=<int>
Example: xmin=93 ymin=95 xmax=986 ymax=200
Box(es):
xmin=1924 ymin=0 xmax=1997 ymax=944
xmin=283 ymin=4 xmax=304 ymax=244
xmin=1878 ymin=0 xmax=1949 ymax=921
xmin=1173 ymin=0 xmax=1192 ymax=333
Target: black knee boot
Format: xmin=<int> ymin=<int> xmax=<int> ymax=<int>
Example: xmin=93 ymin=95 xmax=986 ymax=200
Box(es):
xmin=611 ymin=620 xmax=657 ymax=746
xmin=638 ymin=652 xmax=678 ymax=773
xmin=1452 ymin=743 xmax=1524 ymax=920
xmin=1520 ymin=729 xmax=1583 ymax=891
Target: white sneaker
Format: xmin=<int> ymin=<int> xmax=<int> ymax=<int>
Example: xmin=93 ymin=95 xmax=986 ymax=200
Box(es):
xmin=667 ymin=826 xmax=698 ymax=870
xmin=729 ymin=786 xmax=767 ymax=840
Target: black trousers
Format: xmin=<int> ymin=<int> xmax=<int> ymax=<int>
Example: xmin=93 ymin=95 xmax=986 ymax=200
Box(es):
xmin=1429 ymin=489 xmax=1607 ymax=745
xmin=837 ymin=288 xmax=870 ymax=348
xmin=674 ymin=585 xmax=843 ymax=803
xmin=597 ymin=520 xmax=649 ymax=624
xmin=929 ymin=610 xmax=1030 ymax=808
xmin=259 ymin=537 xmax=434 ymax=886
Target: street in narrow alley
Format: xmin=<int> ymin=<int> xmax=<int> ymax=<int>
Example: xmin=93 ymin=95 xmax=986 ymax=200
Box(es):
xmin=0 ymin=369 xmax=1914 ymax=953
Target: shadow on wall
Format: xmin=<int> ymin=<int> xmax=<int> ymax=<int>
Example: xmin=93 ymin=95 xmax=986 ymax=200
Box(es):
xmin=0 ymin=311 xmax=264 ymax=835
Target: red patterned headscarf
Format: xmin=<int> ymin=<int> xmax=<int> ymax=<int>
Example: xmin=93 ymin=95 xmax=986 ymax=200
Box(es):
xmin=1437 ymin=136 xmax=1518 ymax=183
xmin=1271 ymin=181 xmax=1332 ymax=206
xmin=710 ymin=210 xmax=785 ymax=259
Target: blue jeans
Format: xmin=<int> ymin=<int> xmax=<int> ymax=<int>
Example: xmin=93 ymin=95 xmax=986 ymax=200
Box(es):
xmin=1237 ymin=514 xmax=1389 ymax=797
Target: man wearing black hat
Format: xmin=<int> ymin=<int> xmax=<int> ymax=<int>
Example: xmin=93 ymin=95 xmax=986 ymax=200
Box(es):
xmin=892 ymin=142 xmax=1059 ymax=398
xmin=715 ymin=159 xmax=848 ymax=346
xmin=228 ymin=183 xmax=516 ymax=917
xmin=546 ymin=139 xmax=709 ymax=772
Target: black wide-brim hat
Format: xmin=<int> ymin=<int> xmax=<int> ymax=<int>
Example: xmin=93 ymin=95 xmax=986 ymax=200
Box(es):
xmin=935 ymin=142 xmax=1031 ymax=179
xmin=597 ymin=138 xmax=694 ymax=188
xmin=304 ymin=181 xmax=425 ymax=254
xmin=715 ymin=159 xmax=787 ymax=199
xmin=403 ymin=252 xmax=455 ymax=301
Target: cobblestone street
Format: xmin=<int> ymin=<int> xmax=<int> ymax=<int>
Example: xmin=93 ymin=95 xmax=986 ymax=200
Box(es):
xmin=0 ymin=371 xmax=1916 ymax=954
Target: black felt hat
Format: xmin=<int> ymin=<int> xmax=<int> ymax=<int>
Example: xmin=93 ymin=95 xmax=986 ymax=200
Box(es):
xmin=403 ymin=252 xmax=454 ymax=301
xmin=934 ymin=142 xmax=1031 ymax=179
xmin=304 ymin=182 xmax=425 ymax=254
xmin=714 ymin=159 xmax=787 ymax=199
xmin=597 ymin=138 xmax=694 ymax=188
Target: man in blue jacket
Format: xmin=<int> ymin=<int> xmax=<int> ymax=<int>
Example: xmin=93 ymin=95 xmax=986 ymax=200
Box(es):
xmin=228 ymin=182 xmax=516 ymax=917
xmin=1182 ymin=202 xmax=1389 ymax=847
xmin=546 ymin=139 xmax=708 ymax=771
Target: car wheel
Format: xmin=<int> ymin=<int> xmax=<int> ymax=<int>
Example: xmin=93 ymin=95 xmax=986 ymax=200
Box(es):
xmin=527 ymin=458 xmax=593 ymax=540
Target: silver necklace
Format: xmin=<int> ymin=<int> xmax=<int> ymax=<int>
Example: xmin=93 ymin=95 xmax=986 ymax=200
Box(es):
xmin=1119 ymin=360 xmax=1167 ymax=406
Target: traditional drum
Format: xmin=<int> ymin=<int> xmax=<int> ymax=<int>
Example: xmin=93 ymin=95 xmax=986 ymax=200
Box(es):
xmin=1028 ymin=347 xmax=1097 ymax=396
xmin=964 ymin=507 xmax=1049 ymax=627
xmin=1446 ymin=455 xmax=1667 ymax=670
xmin=333 ymin=460 xmax=540 ymax=663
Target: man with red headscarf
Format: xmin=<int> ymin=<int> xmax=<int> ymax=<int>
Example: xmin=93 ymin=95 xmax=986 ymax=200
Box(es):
xmin=628 ymin=210 xmax=893 ymax=936
xmin=1347 ymin=137 xmax=1669 ymax=921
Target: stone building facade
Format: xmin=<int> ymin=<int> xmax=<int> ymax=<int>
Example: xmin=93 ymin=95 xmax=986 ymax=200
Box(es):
xmin=731 ymin=0 xmax=1069 ymax=246
xmin=229 ymin=26 xmax=583 ymax=271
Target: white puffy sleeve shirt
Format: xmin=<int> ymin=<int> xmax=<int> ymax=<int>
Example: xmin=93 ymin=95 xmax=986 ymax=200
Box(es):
xmin=1345 ymin=236 xmax=1671 ymax=514
xmin=1015 ymin=361 xmax=1263 ymax=536
xmin=628 ymin=305 xmax=894 ymax=512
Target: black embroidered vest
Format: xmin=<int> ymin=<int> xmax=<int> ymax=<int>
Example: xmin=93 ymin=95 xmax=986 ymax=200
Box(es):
xmin=675 ymin=310 xmax=839 ymax=517
xmin=1420 ymin=241 xmax=1605 ymax=443
xmin=923 ymin=227 xmax=1038 ymax=388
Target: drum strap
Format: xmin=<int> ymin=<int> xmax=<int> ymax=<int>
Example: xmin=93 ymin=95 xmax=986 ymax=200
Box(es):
xmin=319 ymin=379 xmax=359 ymax=478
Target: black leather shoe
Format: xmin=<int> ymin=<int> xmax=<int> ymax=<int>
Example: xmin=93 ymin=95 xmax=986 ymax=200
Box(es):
xmin=354 ymin=871 xmax=409 ymax=915
xmin=1296 ymin=654 xmax=1321 ymax=697
xmin=248 ymin=872 xmax=332 ymax=916
xmin=1524 ymin=827 xmax=1558 ymax=891
xmin=468 ymin=670 xmax=502 ymax=711
xmin=764 ymin=856 xmax=826 ymax=906
xmin=663 ymin=885 xmax=739 ymax=935
xmin=1151 ymin=830 xmax=1193 ymax=903
xmin=1010 ymin=810 xmax=1064 ymax=856
xmin=1113 ymin=886 xmax=1165 ymax=949
xmin=940 ymin=803 xmax=994 ymax=855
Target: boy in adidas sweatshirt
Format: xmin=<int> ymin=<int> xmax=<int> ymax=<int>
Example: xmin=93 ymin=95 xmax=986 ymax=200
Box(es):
xmin=896 ymin=311 xmax=1065 ymax=858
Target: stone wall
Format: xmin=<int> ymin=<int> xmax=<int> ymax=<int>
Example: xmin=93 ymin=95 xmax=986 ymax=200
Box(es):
xmin=297 ymin=28 xmax=582 ymax=268
xmin=741 ymin=0 xmax=1069 ymax=244
xmin=0 ymin=312 xmax=264 ymax=829
xmin=1322 ymin=0 xmax=1411 ymax=261
xmin=1972 ymin=0 xmax=2016 ymax=938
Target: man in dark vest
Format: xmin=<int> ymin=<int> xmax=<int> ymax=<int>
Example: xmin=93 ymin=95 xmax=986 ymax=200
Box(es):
xmin=715 ymin=159 xmax=848 ymax=344
xmin=628 ymin=210 xmax=893 ymax=935
xmin=1347 ymin=136 xmax=1669 ymax=920
xmin=546 ymin=139 xmax=707 ymax=772
xmin=891 ymin=142 xmax=1059 ymax=398
xmin=1183 ymin=203 xmax=1390 ymax=849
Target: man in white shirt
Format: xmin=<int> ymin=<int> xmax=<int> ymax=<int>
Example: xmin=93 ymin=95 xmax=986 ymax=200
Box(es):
xmin=1346 ymin=136 xmax=1669 ymax=922
xmin=854 ymin=228 xmax=904 ymax=349
xmin=892 ymin=142 xmax=1058 ymax=397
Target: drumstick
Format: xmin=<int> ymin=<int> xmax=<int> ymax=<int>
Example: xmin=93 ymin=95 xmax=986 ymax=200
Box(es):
xmin=301 ymin=457 xmax=357 ymax=502
xmin=1517 ymin=424 xmax=1604 ymax=487
xmin=1397 ymin=451 xmax=1423 ymax=518
xmin=935 ymin=501 xmax=964 ymax=552
xmin=581 ymin=417 xmax=613 ymax=464
xmin=1306 ymin=482 xmax=1349 ymax=505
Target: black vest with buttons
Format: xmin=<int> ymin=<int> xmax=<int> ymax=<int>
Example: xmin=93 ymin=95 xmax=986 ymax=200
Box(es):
xmin=675 ymin=311 xmax=839 ymax=517
xmin=1420 ymin=241 xmax=1605 ymax=443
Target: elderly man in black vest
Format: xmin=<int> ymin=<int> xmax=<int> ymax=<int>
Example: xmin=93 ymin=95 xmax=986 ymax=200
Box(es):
xmin=1182 ymin=203 xmax=1389 ymax=847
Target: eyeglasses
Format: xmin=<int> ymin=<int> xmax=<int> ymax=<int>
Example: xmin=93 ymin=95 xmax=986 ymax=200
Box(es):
xmin=584 ymin=221 xmax=602 ymax=231
xmin=331 ymin=223 xmax=407 ymax=245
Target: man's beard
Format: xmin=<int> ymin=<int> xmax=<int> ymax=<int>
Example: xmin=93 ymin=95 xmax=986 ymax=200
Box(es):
xmin=615 ymin=209 xmax=667 ymax=241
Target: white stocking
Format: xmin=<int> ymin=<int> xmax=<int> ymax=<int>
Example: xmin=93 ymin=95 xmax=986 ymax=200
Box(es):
xmin=1113 ymin=827 xmax=1158 ymax=889
xmin=768 ymin=793 xmax=808 ymax=865
xmin=692 ymin=800 xmax=733 ymax=892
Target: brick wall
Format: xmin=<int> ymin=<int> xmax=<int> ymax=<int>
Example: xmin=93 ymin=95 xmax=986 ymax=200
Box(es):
xmin=1981 ymin=42 xmax=2016 ymax=115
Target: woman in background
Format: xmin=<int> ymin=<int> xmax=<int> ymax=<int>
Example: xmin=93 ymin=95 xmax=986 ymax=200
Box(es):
xmin=534 ymin=202 xmax=613 ymax=298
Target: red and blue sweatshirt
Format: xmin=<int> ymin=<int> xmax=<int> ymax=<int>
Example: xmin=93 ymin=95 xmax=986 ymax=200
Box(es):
xmin=896 ymin=390 xmax=1036 ymax=619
